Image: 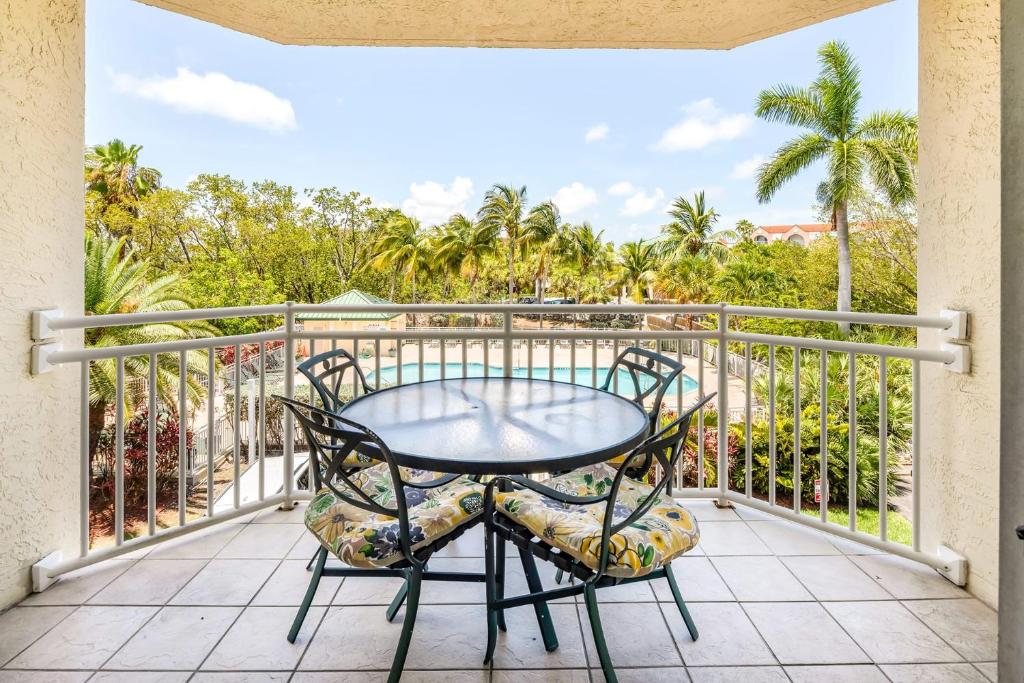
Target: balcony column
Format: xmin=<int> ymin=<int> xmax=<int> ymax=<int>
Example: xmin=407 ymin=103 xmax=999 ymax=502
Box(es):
xmin=917 ymin=0 xmax=1000 ymax=606
xmin=0 ymin=0 xmax=86 ymax=607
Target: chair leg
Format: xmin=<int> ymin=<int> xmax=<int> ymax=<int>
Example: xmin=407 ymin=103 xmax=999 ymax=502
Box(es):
xmin=484 ymin=514 xmax=499 ymax=664
xmin=387 ymin=565 xmax=423 ymax=683
xmin=518 ymin=547 xmax=559 ymax=652
xmin=663 ymin=563 xmax=698 ymax=641
xmin=288 ymin=546 xmax=327 ymax=643
xmin=495 ymin=533 xmax=507 ymax=632
xmin=554 ymin=568 xmax=564 ymax=584
xmin=386 ymin=580 xmax=409 ymax=622
xmin=583 ymin=583 xmax=617 ymax=683
xmin=306 ymin=548 xmax=320 ymax=571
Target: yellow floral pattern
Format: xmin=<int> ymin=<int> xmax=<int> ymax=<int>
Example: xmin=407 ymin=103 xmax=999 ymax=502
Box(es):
xmin=305 ymin=463 xmax=485 ymax=568
xmin=496 ymin=462 xmax=699 ymax=578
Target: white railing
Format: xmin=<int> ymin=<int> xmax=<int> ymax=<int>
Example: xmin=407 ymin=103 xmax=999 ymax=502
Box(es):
xmin=29 ymin=302 xmax=970 ymax=589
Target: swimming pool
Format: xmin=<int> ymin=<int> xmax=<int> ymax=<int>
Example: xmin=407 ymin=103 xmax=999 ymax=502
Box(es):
xmin=366 ymin=362 xmax=698 ymax=396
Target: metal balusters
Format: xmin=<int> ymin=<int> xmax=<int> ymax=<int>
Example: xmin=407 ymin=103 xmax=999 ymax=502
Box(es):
xmin=178 ymin=352 xmax=187 ymax=527
xmin=80 ymin=362 xmax=90 ymax=555
xmin=613 ymin=340 xmax=620 ymax=393
xmin=527 ymin=338 xmax=534 ymax=378
xmin=115 ymin=357 xmax=125 ymax=545
xmin=912 ymin=359 xmax=921 ymax=551
xmin=148 ymin=354 xmax=157 ymax=536
xmin=374 ymin=339 xmax=381 ymax=389
xmin=440 ymin=337 xmax=446 ymax=380
xmin=397 ymin=340 xmax=403 ymax=385
xmin=716 ymin=309 xmax=729 ymax=505
xmin=879 ymin=356 xmax=888 ymax=542
xmin=259 ymin=343 xmax=266 ymax=502
xmin=308 ymin=339 xmax=316 ymax=405
xmin=745 ymin=343 xmax=752 ymax=498
xmin=207 ymin=349 xmax=216 ymax=517
xmin=353 ymin=338 xmax=360 ymax=396
xmin=768 ymin=345 xmax=776 ymax=506
xmin=591 ymin=338 xmax=598 ymax=388
xmin=819 ymin=350 xmax=828 ymax=523
xmin=461 ymin=337 xmax=468 ymax=378
xmin=570 ymin=337 xmax=576 ymax=384
xmin=483 ymin=337 xmax=489 ymax=377
xmin=848 ymin=353 xmax=857 ymax=531
xmin=793 ymin=346 xmax=801 ymax=514
xmin=698 ymin=340 xmax=705 ymax=491
xmin=233 ymin=346 xmax=241 ymax=509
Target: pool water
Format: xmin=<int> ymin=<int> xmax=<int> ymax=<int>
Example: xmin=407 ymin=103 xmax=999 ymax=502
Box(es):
xmin=366 ymin=362 xmax=698 ymax=396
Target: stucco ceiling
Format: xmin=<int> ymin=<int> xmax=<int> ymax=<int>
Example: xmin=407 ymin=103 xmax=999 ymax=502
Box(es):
xmin=136 ymin=0 xmax=890 ymax=49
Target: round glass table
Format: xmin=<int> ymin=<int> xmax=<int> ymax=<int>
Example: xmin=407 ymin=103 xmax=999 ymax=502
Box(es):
xmin=339 ymin=376 xmax=651 ymax=476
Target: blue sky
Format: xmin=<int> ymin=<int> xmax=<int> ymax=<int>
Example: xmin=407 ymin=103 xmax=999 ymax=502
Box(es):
xmin=86 ymin=0 xmax=917 ymax=243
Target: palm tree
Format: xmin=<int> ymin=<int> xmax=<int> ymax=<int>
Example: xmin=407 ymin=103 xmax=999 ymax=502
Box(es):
xmin=85 ymin=139 xmax=162 ymax=211
xmin=617 ymin=240 xmax=660 ymax=303
xmin=435 ymin=213 xmax=498 ymax=303
xmin=560 ymin=223 xmax=606 ymax=304
xmin=477 ymin=184 xmax=527 ymax=301
xmin=755 ymin=40 xmax=917 ymax=332
xmin=659 ymin=191 xmax=734 ymax=261
xmin=713 ymin=261 xmax=782 ymax=306
xmin=85 ymin=234 xmax=213 ymax=457
xmin=735 ymin=219 xmax=757 ymax=244
xmin=522 ymin=201 xmax=564 ymax=302
xmin=371 ymin=214 xmax=432 ymax=304
xmin=656 ymin=255 xmax=717 ymax=328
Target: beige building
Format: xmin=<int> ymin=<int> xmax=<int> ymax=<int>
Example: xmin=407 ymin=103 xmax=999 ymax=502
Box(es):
xmin=751 ymin=222 xmax=834 ymax=246
xmin=297 ymin=289 xmax=405 ymax=356
xmin=1 ymin=0 xmax=1021 ymax=676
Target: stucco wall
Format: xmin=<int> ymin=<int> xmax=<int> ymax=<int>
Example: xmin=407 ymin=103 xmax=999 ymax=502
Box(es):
xmin=918 ymin=0 xmax=1000 ymax=606
xmin=0 ymin=0 xmax=85 ymax=608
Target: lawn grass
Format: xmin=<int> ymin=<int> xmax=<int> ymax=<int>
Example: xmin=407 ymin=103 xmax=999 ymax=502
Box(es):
xmin=800 ymin=506 xmax=913 ymax=547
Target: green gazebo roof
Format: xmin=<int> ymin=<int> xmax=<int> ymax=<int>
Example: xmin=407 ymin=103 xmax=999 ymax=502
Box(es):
xmin=296 ymin=289 xmax=401 ymax=321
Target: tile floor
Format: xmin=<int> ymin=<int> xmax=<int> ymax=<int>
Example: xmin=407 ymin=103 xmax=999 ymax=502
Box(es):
xmin=0 ymin=500 xmax=998 ymax=682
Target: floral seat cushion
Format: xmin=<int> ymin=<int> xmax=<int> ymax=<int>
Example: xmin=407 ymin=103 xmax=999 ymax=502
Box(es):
xmin=305 ymin=463 xmax=485 ymax=568
xmin=495 ymin=462 xmax=699 ymax=578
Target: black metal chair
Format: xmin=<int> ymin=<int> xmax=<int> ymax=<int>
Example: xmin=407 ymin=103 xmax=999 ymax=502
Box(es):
xmin=276 ymin=395 xmax=486 ymax=683
xmin=298 ymin=347 xmax=374 ymax=414
xmin=601 ymin=345 xmax=685 ymax=434
xmin=482 ymin=393 xmax=715 ymax=683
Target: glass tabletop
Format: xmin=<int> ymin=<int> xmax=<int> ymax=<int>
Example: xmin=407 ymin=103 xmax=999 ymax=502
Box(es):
xmin=339 ymin=376 xmax=650 ymax=475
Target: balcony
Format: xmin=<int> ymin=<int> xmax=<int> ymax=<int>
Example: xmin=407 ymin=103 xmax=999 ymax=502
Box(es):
xmin=0 ymin=302 xmax=993 ymax=679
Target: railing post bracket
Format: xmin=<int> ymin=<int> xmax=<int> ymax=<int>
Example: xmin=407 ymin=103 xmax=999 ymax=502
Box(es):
xmin=936 ymin=544 xmax=968 ymax=586
xmin=939 ymin=309 xmax=968 ymax=341
xmin=31 ymin=551 xmax=63 ymax=592
xmin=31 ymin=308 xmax=63 ymax=341
xmin=31 ymin=342 xmax=62 ymax=375
xmin=941 ymin=342 xmax=971 ymax=374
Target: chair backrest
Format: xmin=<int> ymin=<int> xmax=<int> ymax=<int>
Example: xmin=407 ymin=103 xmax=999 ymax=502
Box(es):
xmin=274 ymin=395 xmax=419 ymax=562
xmin=595 ymin=392 xmax=717 ymax=577
xmin=599 ymin=346 xmax=685 ymax=433
xmin=298 ymin=348 xmax=374 ymax=414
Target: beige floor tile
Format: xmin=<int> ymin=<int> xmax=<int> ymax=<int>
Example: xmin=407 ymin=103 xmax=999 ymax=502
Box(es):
xmin=147 ymin=525 xmax=244 ymax=559
xmin=170 ymin=559 xmax=279 ymax=605
xmin=203 ymin=606 xmax=325 ymax=670
xmin=880 ymin=663 xmax=990 ymax=682
xmin=494 ymin=671 xmax=589 ymax=683
xmin=253 ymin=502 xmax=307 ymax=523
xmin=0 ymin=673 xmax=91 ymax=682
xmin=18 ymin=560 xmax=135 ymax=606
xmin=825 ymin=534 xmax=887 ymax=555
xmin=251 ymin=560 xmax=343 ymax=606
xmin=0 ymin=606 xmax=75 ymax=666
xmin=191 ymin=674 xmax=291 ymax=682
xmin=696 ymin=522 xmax=770 ymax=556
xmin=974 ymin=662 xmax=997 ymax=681
xmin=287 ymin=534 xmax=325 ymax=560
xmin=686 ymin=666 xmax=787 ymax=682
xmin=711 ymin=557 xmax=812 ymax=601
xmin=785 ymin=664 xmax=888 ymax=682
xmin=663 ymin=602 xmax=775 ymax=666
xmin=88 ymin=559 xmax=207 ymax=605
xmin=590 ymin=578 xmax=656 ymax=602
xmin=652 ymin=557 xmax=734 ymax=602
xmin=103 ymin=606 xmax=240 ymax=670
xmin=825 ymin=601 xmax=962 ymax=663
xmin=90 ymin=672 xmax=191 ymax=682
xmin=780 ymin=555 xmax=891 ymax=600
xmin=217 ymin=524 xmax=305 ymax=559
xmin=293 ymin=672 xmax=488 ymax=683
xmin=743 ymin=602 xmax=868 ymax=664
xmin=732 ymin=505 xmax=782 ymax=522
xmin=850 ymin=555 xmax=968 ymax=599
xmin=492 ymin=603 xmax=587 ymax=669
xmin=902 ymin=599 xmax=998 ymax=661
xmin=590 ymin=667 xmax=690 ymax=682
xmin=6 ymin=605 xmax=157 ymax=670
xmin=746 ymin=521 xmax=842 ymax=555
xmin=330 ymin=573 xmax=405 ymax=606
xmin=685 ymin=500 xmax=742 ymax=521
xmin=577 ymin=601 xmax=682 ymax=669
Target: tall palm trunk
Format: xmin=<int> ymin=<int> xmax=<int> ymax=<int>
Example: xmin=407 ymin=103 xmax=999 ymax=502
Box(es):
xmin=835 ymin=201 xmax=852 ymax=335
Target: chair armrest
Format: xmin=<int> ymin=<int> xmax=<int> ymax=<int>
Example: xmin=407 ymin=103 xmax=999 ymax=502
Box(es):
xmin=497 ymin=474 xmax=610 ymax=505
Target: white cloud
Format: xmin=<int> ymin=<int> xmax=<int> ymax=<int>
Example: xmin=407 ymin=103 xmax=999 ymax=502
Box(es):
xmin=607 ymin=181 xmax=636 ymax=196
xmin=553 ymin=182 xmax=598 ymax=215
xmin=653 ymin=97 xmax=753 ymax=152
xmin=402 ymin=177 xmax=473 ymax=225
xmin=731 ymin=154 xmax=766 ymax=179
xmin=111 ymin=67 xmax=296 ymax=131
xmin=585 ymin=123 xmax=610 ymax=143
xmin=621 ymin=187 xmax=666 ymax=217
